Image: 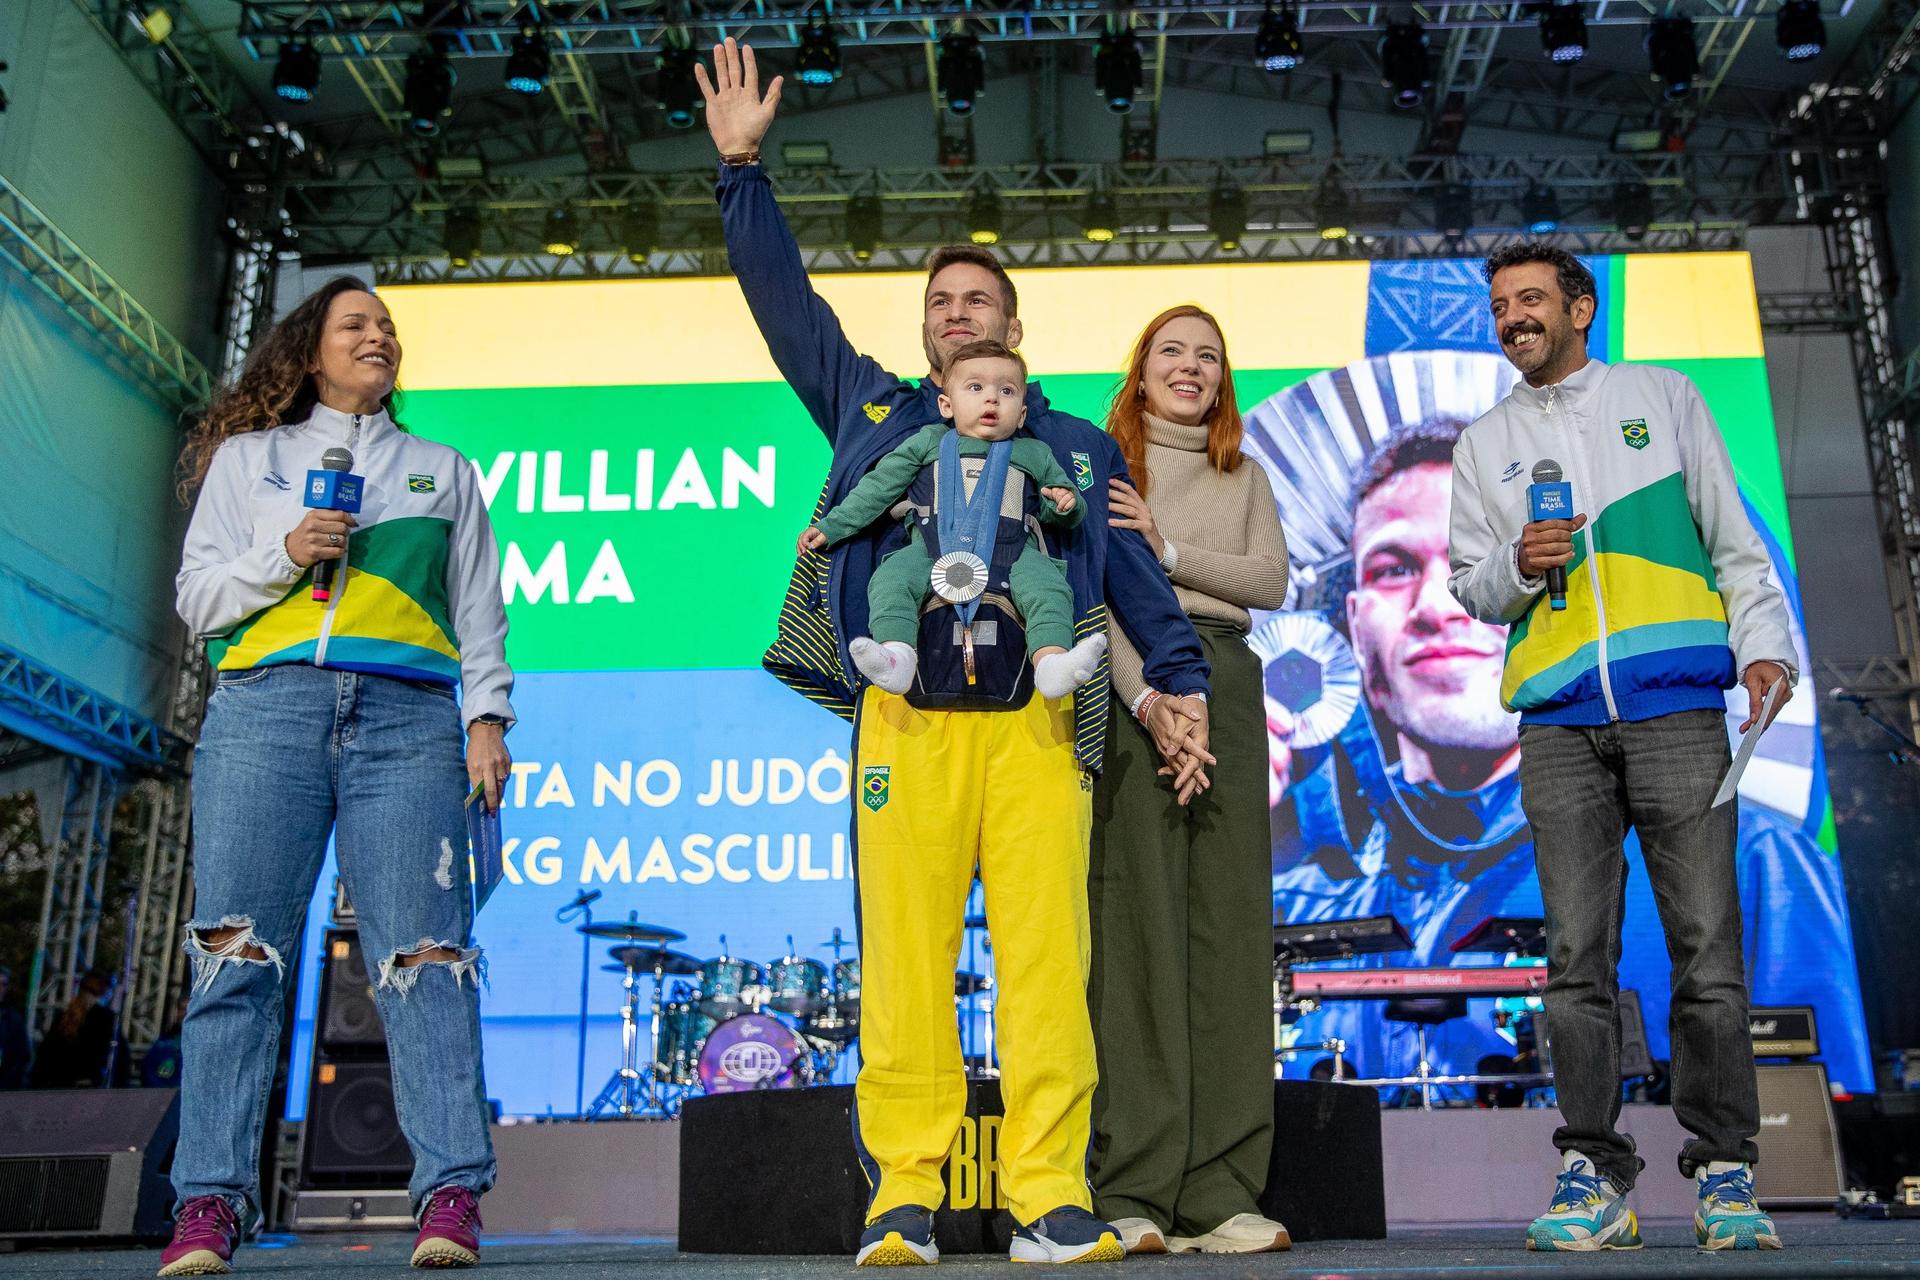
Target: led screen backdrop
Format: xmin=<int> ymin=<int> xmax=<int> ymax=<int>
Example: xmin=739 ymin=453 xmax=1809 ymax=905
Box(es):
xmin=283 ymin=252 xmax=1871 ymax=1119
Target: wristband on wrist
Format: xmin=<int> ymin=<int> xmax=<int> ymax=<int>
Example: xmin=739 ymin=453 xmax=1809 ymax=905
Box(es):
xmin=1135 ymin=690 xmax=1162 ymax=726
xmin=719 ymin=149 xmax=761 ymax=166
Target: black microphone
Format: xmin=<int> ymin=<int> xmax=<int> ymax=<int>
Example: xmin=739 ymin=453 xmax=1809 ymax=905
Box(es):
xmin=1527 ymin=459 xmax=1575 ymax=612
xmin=311 ymin=447 xmax=355 ymax=602
xmin=1830 ymin=688 xmax=1869 ymax=706
xmin=567 ymin=889 xmax=603 ymax=911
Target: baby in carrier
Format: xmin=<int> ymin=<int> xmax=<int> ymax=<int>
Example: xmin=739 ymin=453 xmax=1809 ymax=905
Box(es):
xmin=797 ymin=339 xmax=1108 ymax=699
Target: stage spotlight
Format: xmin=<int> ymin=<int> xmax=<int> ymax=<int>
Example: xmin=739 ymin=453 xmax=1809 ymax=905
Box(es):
xmin=797 ymin=21 xmax=842 ymax=86
xmin=1095 ymin=30 xmax=1143 ymax=113
xmin=544 ymin=206 xmax=579 ymax=256
xmin=658 ymin=47 xmax=699 ymax=127
xmin=1083 ymin=191 xmax=1118 ymax=243
xmin=1210 ymin=184 xmax=1248 ymax=252
xmin=1315 ymin=179 xmax=1352 ymax=240
xmin=621 ymin=201 xmax=659 ymax=265
xmin=403 ymin=46 xmax=455 ymax=136
xmin=1539 ymin=4 xmax=1587 ymax=64
xmin=846 ymin=195 xmax=883 ymax=260
xmin=1379 ymin=22 xmax=1431 ymax=108
xmin=1646 ymin=16 xmax=1697 ymax=100
xmin=1777 ymin=0 xmax=1824 ymax=61
xmin=273 ymin=35 xmax=321 ymax=102
xmin=444 ymin=206 xmax=480 ymax=268
xmin=1613 ymin=181 xmax=1653 ymax=240
xmin=1434 ymin=182 xmax=1473 ymax=241
xmin=1256 ymin=2 xmax=1304 ymax=72
xmin=1522 ymin=182 xmax=1560 ymax=233
xmin=505 ymin=28 xmax=550 ymax=95
xmin=968 ymin=190 xmax=1002 ymax=246
xmin=938 ymin=33 xmax=985 ymax=116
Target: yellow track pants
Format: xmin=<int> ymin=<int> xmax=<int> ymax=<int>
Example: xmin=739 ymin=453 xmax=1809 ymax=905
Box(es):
xmin=853 ymin=686 xmax=1097 ymax=1227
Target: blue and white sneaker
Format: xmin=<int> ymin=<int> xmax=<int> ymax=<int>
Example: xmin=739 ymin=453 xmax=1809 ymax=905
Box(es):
xmin=1010 ymin=1206 xmax=1125 ymax=1264
xmin=856 ymin=1206 xmax=939 ymax=1266
xmin=1695 ymin=1163 xmax=1782 ymax=1250
xmin=1525 ymin=1151 xmax=1642 ymax=1251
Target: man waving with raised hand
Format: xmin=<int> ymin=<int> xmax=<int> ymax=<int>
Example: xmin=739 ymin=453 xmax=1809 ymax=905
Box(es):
xmin=698 ymin=37 xmax=1212 ymax=1268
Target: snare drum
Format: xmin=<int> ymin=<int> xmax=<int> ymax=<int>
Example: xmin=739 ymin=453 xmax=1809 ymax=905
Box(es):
xmin=696 ymin=1013 xmax=810 ymax=1093
xmin=696 ymin=956 xmax=766 ymax=1019
xmin=653 ymin=1002 xmax=716 ymax=1085
xmin=766 ymin=957 xmax=829 ymax=1015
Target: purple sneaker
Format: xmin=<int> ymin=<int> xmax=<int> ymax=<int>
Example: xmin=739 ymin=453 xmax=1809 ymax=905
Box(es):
xmin=157 ymin=1195 xmax=239 ymax=1276
xmin=411 ymin=1186 xmax=482 ymax=1269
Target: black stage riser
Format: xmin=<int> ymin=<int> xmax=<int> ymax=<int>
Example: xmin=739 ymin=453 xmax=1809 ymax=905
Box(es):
xmin=679 ymin=1080 xmax=1383 ymax=1254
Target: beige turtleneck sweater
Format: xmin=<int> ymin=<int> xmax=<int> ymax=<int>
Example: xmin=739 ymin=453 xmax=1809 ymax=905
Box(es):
xmin=1110 ymin=413 xmax=1291 ymax=709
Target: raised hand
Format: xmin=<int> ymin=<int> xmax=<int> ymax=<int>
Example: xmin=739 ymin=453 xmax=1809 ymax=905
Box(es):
xmin=695 ymin=37 xmax=783 ymax=156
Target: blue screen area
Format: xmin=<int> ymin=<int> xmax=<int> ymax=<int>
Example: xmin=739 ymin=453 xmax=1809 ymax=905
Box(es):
xmin=287 ymin=667 xmax=860 ymax=1119
xmin=284 ymin=256 xmax=1873 ymax=1120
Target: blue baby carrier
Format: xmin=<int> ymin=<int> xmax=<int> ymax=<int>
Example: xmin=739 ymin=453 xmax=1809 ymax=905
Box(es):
xmin=897 ymin=432 xmax=1049 ymax=711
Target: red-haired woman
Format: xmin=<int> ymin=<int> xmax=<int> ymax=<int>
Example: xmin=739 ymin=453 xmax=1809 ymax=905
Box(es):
xmin=1088 ymin=305 xmax=1292 ymax=1256
xmin=161 ymin=276 xmax=511 ymax=1276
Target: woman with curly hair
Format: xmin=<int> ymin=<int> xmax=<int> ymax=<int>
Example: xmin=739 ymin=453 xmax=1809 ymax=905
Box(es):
xmin=159 ymin=277 xmax=511 ymax=1277
xmin=1088 ymin=305 xmax=1291 ymax=1256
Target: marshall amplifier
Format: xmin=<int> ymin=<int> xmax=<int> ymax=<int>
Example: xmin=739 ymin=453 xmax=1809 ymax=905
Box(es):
xmin=1750 ymin=1006 xmax=1818 ymax=1058
xmin=1754 ymin=1062 xmax=1844 ymax=1207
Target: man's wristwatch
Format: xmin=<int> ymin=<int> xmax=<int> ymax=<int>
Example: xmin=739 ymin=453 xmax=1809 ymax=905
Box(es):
xmin=469 ymin=713 xmax=508 ymax=729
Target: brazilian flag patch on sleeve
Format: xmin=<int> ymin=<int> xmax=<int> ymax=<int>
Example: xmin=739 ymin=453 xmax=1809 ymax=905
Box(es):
xmin=408 ymin=473 xmax=437 ymax=493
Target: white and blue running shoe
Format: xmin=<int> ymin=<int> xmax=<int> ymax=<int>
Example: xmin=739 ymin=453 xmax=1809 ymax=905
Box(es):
xmin=1525 ymin=1151 xmax=1642 ymax=1251
xmin=1696 ymin=1162 xmax=1783 ymax=1250
xmin=1010 ymin=1206 xmax=1125 ymax=1264
xmin=856 ymin=1205 xmax=939 ymax=1266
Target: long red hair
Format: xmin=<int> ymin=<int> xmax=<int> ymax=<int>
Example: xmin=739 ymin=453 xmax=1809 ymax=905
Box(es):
xmin=1106 ymin=304 xmax=1244 ymax=499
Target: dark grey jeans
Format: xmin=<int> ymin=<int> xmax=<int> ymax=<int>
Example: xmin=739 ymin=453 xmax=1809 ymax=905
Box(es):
xmin=1518 ymin=707 xmax=1760 ymax=1191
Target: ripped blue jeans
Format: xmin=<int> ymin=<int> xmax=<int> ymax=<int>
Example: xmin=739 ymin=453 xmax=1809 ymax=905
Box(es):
xmin=174 ymin=664 xmax=495 ymax=1218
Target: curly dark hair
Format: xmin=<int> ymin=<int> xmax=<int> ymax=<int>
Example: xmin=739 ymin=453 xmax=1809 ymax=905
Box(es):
xmin=1483 ymin=242 xmax=1597 ymax=315
xmin=1350 ymin=416 xmax=1470 ymax=515
xmin=177 ymin=275 xmax=404 ymax=501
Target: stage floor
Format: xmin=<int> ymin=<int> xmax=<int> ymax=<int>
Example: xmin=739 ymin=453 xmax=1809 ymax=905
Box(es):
xmin=5 ymin=1217 xmax=1919 ymax=1279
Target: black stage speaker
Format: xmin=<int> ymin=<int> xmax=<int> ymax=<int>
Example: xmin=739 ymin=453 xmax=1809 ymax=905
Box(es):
xmin=0 ymin=1088 xmax=179 ymax=1241
xmin=1258 ymin=1080 xmax=1387 ymax=1239
xmin=320 ymin=929 xmax=383 ymax=1051
xmin=1753 ymin=1062 xmax=1844 ymax=1207
xmin=301 ymin=928 xmax=408 ymax=1188
xmin=680 ymin=1079 xmax=1386 ymax=1254
xmin=301 ymin=1060 xmax=412 ymax=1181
xmin=1618 ymin=989 xmax=1655 ymax=1080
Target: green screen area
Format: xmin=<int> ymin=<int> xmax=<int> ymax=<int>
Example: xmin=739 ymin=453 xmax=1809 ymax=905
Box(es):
xmin=406 ymin=366 xmax=1332 ymax=674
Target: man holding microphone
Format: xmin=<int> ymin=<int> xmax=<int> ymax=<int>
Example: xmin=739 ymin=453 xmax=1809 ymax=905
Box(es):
xmin=1448 ymin=244 xmax=1792 ymax=1253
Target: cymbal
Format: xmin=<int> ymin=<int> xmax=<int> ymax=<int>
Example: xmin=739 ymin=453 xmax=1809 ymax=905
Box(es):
xmin=606 ymin=945 xmax=702 ymax=975
xmin=578 ymin=919 xmax=687 ymax=943
xmin=953 ymin=970 xmax=993 ymax=998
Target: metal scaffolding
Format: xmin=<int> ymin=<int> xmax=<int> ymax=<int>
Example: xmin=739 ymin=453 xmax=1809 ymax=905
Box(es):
xmin=234 ymin=0 xmax=1805 ymax=54
xmin=26 ymin=758 xmax=120 ymax=1034
xmin=285 ymin=147 xmax=1793 ymax=277
xmin=0 ymin=176 xmax=215 ymax=414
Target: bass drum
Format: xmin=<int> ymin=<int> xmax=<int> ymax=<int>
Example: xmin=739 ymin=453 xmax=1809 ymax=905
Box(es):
xmin=696 ymin=1013 xmax=811 ymax=1094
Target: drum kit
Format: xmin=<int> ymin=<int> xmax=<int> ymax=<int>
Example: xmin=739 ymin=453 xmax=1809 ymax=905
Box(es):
xmin=577 ymin=915 xmax=866 ymax=1119
xmin=573 ymin=902 xmax=1002 ymax=1120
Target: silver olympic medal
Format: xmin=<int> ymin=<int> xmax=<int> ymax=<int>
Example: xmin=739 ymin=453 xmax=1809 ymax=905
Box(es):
xmin=931 ymin=551 xmax=989 ymax=604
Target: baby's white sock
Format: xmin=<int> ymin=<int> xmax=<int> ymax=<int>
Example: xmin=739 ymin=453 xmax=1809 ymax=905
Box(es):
xmin=1034 ymin=632 xmax=1109 ymax=700
xmin=850 ymin=637 xmax=917 ymax=695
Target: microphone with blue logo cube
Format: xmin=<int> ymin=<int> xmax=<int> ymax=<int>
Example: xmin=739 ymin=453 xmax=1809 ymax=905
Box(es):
xmin=1528 ymin=458 xmax=1574 ymax=612
xmin=304 ymin=447 xmax=362 ymax=603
